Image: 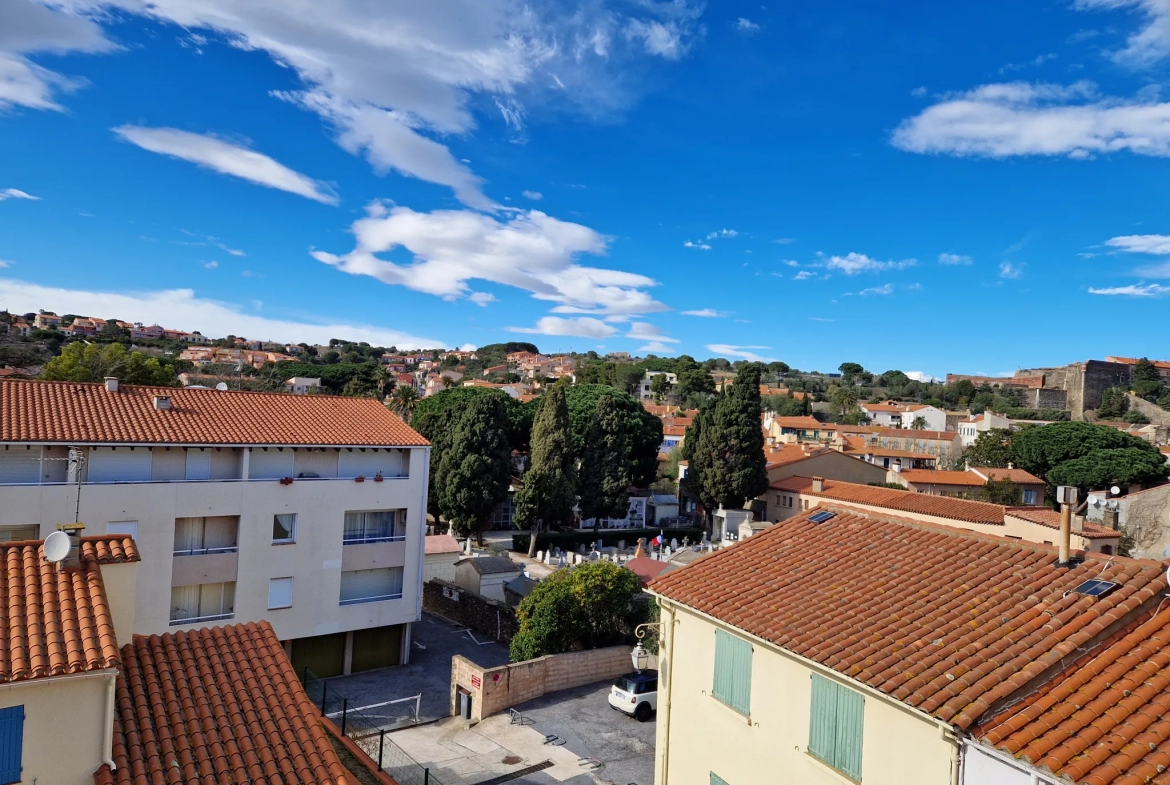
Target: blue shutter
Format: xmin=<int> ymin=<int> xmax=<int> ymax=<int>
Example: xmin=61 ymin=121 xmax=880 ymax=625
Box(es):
xmin=808 ymin=674 xmax=838 ymax=764
xmin=710 ymin=773 xmax=730 ymax=785
xmin=713 ymin=629 xmax=752 ymax=715
xmin=0 ymin=705 xmax=24 ymax=784
xmin=835 ymin=685 xmax=864 ymax=780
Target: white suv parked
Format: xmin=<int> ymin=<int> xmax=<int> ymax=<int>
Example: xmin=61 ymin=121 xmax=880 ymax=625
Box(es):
xmin=608 ymin=670 xmax=658 ymax=721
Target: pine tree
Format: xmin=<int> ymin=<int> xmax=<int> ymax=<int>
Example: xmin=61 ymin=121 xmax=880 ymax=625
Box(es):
xmin=694 ymin=364 xmax=769 ymax=512
xmin=437 ymin=395 xmax=513 ymax=545
xmin=513 ymin=383 xmax=577 ymax=556
xmin=578 ymin=394 xmax=632 ymax=522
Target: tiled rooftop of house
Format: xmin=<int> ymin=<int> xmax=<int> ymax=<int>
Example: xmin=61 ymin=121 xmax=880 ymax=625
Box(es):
xmin=0 ymin=535 xmax=138 ymax=684
xmin=424 ymin=534 xmax=463 ymax=555
xmin=972 ymin=467 xmax=1045 ymax=484
xmin=95 ymin=621 xmax=349 ymax=785
xmin=1005 ymin=508 xmax=1120 ymax=539
xmin=771 ymin=475 xmax=1006 ymax=524
xmin=769 ymin=416 xmax=831 ymax=430
xmin=900 ymin=470 xmax=987 ymax=486
xmin=624 ymin=556 xmax=674 ymax=584
xmin=977 ymin=607 xmax=1170 ymax=784
xmin=0 ymin=379 xmax=429 ymax=446
xmin=764 ymin=443 xmax=832 ymax=467
xmin=649 ymin=505 xmax=1166 ymax=730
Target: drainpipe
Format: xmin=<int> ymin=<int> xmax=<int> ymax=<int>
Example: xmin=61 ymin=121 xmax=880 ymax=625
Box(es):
xmin=658 ymin=600 xmax=678 ymax=785
xmin=103 ymin=671 xmax=116 ymax=770
xmin=941 ymin=724 xmax=960 ymax=785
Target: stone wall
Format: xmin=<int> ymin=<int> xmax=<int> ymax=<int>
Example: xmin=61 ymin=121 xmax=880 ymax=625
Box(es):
xmin=423 ymin=579 xmax=518 ymax=643
xmin=1020 ymin=387 xmax=1068 ymax=410
xmin=1126 ymin=394 xmax=1170 ymax=427
xmin=1016 ymin=361 xmax=1133 ymax=420
xmin=450 ymin=645 xmax=642 ymax=723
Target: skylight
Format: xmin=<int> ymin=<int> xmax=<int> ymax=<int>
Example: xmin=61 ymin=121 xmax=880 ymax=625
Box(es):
xmin=1070 ymin=579 xmax=1119 ymax=598
xmin=808 ymin=511 xmax=836 ymax=523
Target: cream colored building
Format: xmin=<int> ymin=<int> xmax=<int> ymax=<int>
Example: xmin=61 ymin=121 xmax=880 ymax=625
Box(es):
xmin=0 ymin=379 xmax=431 ymax=677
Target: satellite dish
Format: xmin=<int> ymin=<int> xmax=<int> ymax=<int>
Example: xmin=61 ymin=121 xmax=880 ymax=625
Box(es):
xmin=215 ymin=382 xmax=229 ymax=391
xmin=42 ymin=531 xmax=70 ymax=563
xmin=1110 ymin=485 xmax=1123 ymax=496
xmin=1087 ymin=495 xmax=1101 ymax=508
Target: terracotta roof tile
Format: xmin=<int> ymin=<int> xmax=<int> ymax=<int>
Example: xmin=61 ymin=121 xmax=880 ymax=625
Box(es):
xmin=978 ymin=608 xmax=1170 ymax=784
xmin=625 ymin=556 xmax=674 ymax=584
xmin=94 ymin=621 xmax=350 ymax=785
xmin=0 ymin=538 xmax=123 ymax=683
xmin=425 ymin=534 xmax=462 ymax=555
xmin=770 ymin=476 xmax=1005 ymax=524
xmin=769 ymin=416 xmax=832 ymax=430
xmin=900 ymin=470 xmax=987 ymax=487
xmin=1 ymin=379 xmax=428 ymax=446
xmin=649 ymin=506 xmax=1167 ymax=730
xmin=80 ymin=535 xmax=141 ymax=565
xmin=1006 ymin=509 xmax=1120 ymax=540
xmin=973 ymin=468 xmax=1045 ymax=485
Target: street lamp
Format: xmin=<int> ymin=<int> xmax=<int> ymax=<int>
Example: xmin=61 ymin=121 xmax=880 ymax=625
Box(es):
xmin=631 ymin=622 xmax=662 ymax=672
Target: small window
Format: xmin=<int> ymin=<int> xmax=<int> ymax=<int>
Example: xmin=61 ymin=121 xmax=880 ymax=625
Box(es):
xmin=268 ymin=577 xmax=293 ymax=609
xmin=809 ymin=674 xmax=864 ymax=780
xmin=273 ymin=514 xmax=296 ymax=543
xmin=0 ymin=526 xmax=38 ymax=543
xmin=107 ymin=521 xmax=138 ymax=538
xmin=1023 ymin=489 xmax=1037 ymax=505
xmin=0 ymin=705 xmax=23 ymax=784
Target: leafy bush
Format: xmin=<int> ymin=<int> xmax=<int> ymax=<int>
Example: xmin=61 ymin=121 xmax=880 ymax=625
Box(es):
xmin=511 ymin=527 xmax=703 ymax=554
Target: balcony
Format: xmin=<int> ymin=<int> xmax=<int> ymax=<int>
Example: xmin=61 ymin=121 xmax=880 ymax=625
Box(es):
xmin=338 ymin=592 xmax=404 ymax=607
xmin=172 ymin=550 xmax=239 ymax=587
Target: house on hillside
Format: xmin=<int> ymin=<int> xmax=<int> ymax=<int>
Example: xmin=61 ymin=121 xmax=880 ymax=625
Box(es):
xmin=956 ymin=411 xmax=1011 ymax=446
xmin=859 ymin=401 xmax=947 ymax=431
xmin=893 ymin=467 xmax=1044 ymax=506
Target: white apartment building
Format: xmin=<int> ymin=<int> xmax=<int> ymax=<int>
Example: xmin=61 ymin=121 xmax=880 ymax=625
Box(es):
xmin=638 ymin=370 xmax=678 ymax=401
xmin=859 ymin=401 xmax=947 ymax=431
xmin=0 ymin=378 xmax=431 ymax=678
xmin=956 ymin=410 xmax=1011 ymax=446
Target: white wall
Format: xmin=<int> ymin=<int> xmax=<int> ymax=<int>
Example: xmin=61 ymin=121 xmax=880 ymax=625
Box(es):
xmin=961 ymin=742 xmax=1057 ymax=785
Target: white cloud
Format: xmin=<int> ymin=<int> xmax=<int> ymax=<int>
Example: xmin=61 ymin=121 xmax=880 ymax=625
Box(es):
xmin=793 ymin=270 xmax=815 ymax=280
xmin=458 ymin=343 xmax=478 ymax=352
xmin=638 ymin=341 xmax=675 ymax=354
xmin=854 ymin=283 xmax=894 ymax=296
xmin=911 ymin=86 xmax=928 ymax=97
xmin=468 ymin=292 xmax=496 ymax=306
xmin=1104 ymin=233 xmax=1170 ymax=253
xmin=999 ymin=261 xmax=1024 ymax=279
xmin=681 ymin=308 xmax=727 ymax=317
xmin=314 ymin=203 xmax=664 ymax=315
xmin=774 ymin=238 xmax=796 ymax=245
xmin=892 ymin=81 xmax=1170 ymax=159
xmin=783 ymin=259 xmax=800 ymax=267
xmin=684 ymin=241 xmax=712 ymax=250
xmin=705 ymin=344 xmax=775 ymax=362
xmin=905 ymin=371 xmax=939 ymax=383
xmin=203 ymin=261 xmax=218 ymax=269
xmin=705 ymin=229 xmax=738 ymax=239
xmin=216 ymin=243 xmax=245 ymax=257
xmin=1075 ymin=0 xmax=1170 ymax=65
xmin=0 ymin=276 xmax=440 ymax=347
xmin=522 ymin=190 xmax=543 ymax=200
xmin=822 ymin=252 xmax=916 ymax=275
xmin=808 ymin=317 xmax=833 ymax=322
xmin=735 ymin=17 xmax=760 ymax=32
xmin=0 ymin=1 xmax=115 ymax=111
xmin=626 ymin=322 xmax=678 ymax=343
xmin=938 ymin=252 xmax=972 ymax=265
xmin=507 ymin=316 xmax=616 ymax=338
xmin=0 ymin=260 xmax=9 ymax=268
xmin=113 ymin=126 xmax=338 ymax=204
xmin=0 ymin=188 xmax=40 ymax=201
xmin=1089 ymin=282 xmax=1170 ymax=295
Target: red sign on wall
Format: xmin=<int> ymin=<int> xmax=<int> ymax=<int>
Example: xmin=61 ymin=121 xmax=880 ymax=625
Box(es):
xmin=471 ymin=674 xmax=482 ymax=689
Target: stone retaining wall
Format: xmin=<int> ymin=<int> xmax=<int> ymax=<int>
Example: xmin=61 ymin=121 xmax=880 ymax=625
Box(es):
xmin=422 ymin=579 xmax=518 ymax=643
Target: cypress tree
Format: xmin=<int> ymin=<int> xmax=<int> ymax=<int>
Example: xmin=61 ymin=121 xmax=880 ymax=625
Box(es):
xmin=514 ymin=383 xmax=577 ymax=556
xmin=437 ymin=395 xmax=513 ymax=545
xmin=679 ymin=403 xmax=717 ymax=522
xmin=578 ymin=394 xmax=632 ymax=522
xmin=694 ymin=363 xmax=769 ymax=512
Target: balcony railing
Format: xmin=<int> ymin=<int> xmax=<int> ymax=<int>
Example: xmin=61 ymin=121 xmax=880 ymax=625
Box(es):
xmin=339 ymin=593 xmax=402 ymax=606
xmin=169 ymin=612 xmax=234 ymax=626
xmin=342 ymin=534 xmax=406 ymax=545
xmin=0 ymin=474 xmax=410 ymax=487
xmin=172 ymin=546 xmax=238 ymax=557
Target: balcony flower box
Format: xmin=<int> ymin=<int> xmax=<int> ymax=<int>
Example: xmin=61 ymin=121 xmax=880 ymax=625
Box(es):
xmin=374 ymin=473 xmax=384 ymax=483
xmin=354 ymin=475 xmax=366 ymax=483
xmin=279 ymin=477 xmax=294 ymax=485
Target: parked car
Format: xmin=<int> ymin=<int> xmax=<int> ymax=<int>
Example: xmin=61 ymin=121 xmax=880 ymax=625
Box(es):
xmin=608 ymin=669 xmax=658 ymax=721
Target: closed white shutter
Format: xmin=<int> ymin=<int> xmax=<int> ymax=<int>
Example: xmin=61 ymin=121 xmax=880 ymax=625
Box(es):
xmin=337 ymin=449 xmax=403 ymax=479
xmin=268 ymin=577 xmax=293 ymax=609
xmin=107 ymin=521 xmax=138 ymax=538
xmin=185 ymin=449 xmax=212 ymax=480
xmin=339 ymin=568 xmax=404 ymax=603
xmin=0 ymin=449 xmax=39 ymax=485
xmin=248 ymin=449 xmax=295 ymax=479
xmin=88 ymin=448 xmax=152 ymax=483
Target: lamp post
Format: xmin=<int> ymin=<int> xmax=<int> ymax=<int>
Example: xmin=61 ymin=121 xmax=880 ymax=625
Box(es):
xmin=631 ymin=622 xmax=662 ymax=672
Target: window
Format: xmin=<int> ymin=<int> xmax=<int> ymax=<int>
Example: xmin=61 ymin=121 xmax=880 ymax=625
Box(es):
xmin=268 ymin=577 xmax=293 ymax=609
xmin=0 ymin=705 xmax=23 ymax=784
xmin=107 ymin=521 xmax=138 ymax=538
xmin=173 ymin=516 xmax=238 ymax=555
xmin=1023 ymin=489 xmax=1037 ymax=505
xmin=0 ymin=527 xmax=37 ymax=543
xmin=343 ymin=510 xmax=405 ymax=544
xmin=712 ymin=629 xmax=752 ymax=715
xmin=273 ymin=514 xmax=296 ymax=543
xmin=339 ymin=567 xmax=404 ymax=605
xmin=170 ymin=582 xmax=235 ymax=625
xmin=809 ymin=674 xmax=864 ymax=780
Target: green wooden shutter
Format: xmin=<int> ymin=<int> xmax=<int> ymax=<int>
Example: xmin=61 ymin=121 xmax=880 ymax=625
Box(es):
xmin=710 ymin=773 xmax=730 ymax=785
xmin=834 ymin=685 xmax=864 ymax=780
xmin=713 ymin=629 xmax=752 ymax=715
xmin=808 ymin=674 xmax=838 ymax=764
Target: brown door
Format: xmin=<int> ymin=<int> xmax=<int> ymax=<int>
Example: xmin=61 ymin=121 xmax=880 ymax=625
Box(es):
xmin=291 ymin=632 xmax=346 ymax=678
xmin=350 ymin=624 xmax=404 ymax=673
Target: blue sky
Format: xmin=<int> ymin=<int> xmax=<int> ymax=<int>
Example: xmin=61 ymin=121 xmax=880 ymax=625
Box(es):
xmin=4 ymin=0 xmax=1170 ymax=379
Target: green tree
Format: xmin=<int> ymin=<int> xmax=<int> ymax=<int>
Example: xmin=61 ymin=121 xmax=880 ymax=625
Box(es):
xmin=509 ymin=561 xmax=643 ymax=660
xmin=690 ymin=364 xmax=769 ymax=514
xmin=679 ymin=403 xmax=716 ymax=516
xmin=1096 ymin=387 xmax=1130 ymax=420
xmin=413 ymin=386 xmax=532 ymax=452
xmin=563 ymin=384 xmax=662 ymax=487
xmin=578 ymin=394 xmax=632 ymax=522
xmin=1134 ymin=357 xmax=1161 ymax=383
xmin=514 ymin=384 xmax=577 ymax=557
xmin=1048 ymin=448 xmax=1169 ymax=491
xmin=650 ymin=372 xmax=671 ymax=402
xmin=838 ymin=362 xmax=864 ymax=383
xmin=676 ymin=367 xmax=716 ymax=400
xmin=42 ymin=342 xmax=178 ymax=385
xmin=388 ymin=384 xmax=420 ymax=422
xmin=828 ymin=385 xmax=860 ymax=420
xmin=437 ymin=395 xmax=513 ymax=545
xmin=372 ymin=365 xmax=396 ymax=398
xmin=909 ymin=415 xmax=928 ymax=431
xmin=1012 ymin=421 xmax=1169 ymax=489
xmin=1124 ymin=409 xmax=1151 ymax=424
xmin=982 ymin=477 xmax=1023 ymax=506
xmin=960 ymin=428 xmax=1016 ymax=468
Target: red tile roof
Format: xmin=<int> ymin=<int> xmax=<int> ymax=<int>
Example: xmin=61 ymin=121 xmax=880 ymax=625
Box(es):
xmin=770 ymin=476 xmax=1006 ymax=524
xmin=900 ymin=470 xmax=987 ymax=487
xmin=875 ymin=428 xmax=957 ymax=440
xmin=0 ymin=535 xmax=137 ymax=684
xmin=625 ymin=556 xmax=674 ymax=584
xmin=1005 ymin=508 xmax=1119 ymax=540
xmin=425 ymin=534 xmax=463 ymax=555
xmin=0 ymin=379 xmax=428 ymax=446
xmin=95 ymin=622 xmax=349 ymax=785
xmin=649 ymin=506 xmax=1167 ymax=730
xmin=978 ymin=607 xmax=1170 ymax=784
xmin=764 ymin=444 xmax=829 ymax=467
xmin=770 ymin=416 xmax=832 ymax=430
xmin=972 ymin=467 xmax=1045 ymax=484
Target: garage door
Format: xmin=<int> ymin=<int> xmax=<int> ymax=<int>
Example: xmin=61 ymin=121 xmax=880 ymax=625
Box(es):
xmin=290 ymin=632 xmax=346 ymax=679
xmin=351 ymin=624 xmax=403 ymax=673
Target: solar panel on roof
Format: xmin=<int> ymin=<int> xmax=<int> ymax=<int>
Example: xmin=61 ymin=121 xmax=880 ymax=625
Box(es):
xmin=1071 ymin=579 xmax=1119 ymax=598
xmin=808 ymin=511 xmax=836 ymax=523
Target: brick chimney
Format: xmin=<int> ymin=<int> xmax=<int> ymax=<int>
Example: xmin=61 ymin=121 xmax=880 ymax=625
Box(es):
xmin=811 ymin=476 xmax=825 ymax=493
xmin=1103 ymin=507 xmax=1119 ymax=530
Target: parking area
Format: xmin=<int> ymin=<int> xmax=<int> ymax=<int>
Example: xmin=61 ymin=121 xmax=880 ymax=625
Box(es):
xmin=324 ymin=612 xmax=511 ymax=727
xmin=389 ymin=680 xmax=656 ymax=785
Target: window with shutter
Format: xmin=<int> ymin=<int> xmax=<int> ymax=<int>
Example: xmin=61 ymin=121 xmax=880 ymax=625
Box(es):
xmin=268 ymin=577 xmax=293 ymax=609
xmin=710 ymin=773 xmax=729 ymax=785
xmin=712 ymin=629 xmax=752 ymax=715
xmin=809 ymin=673 xmax=864 ymax=780
xmin=0 ymin=705 xmax=22 ymax=785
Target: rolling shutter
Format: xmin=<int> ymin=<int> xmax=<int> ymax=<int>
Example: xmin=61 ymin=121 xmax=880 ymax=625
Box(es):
xmin=0 ymin=705 xmax=24 ymax=784
xmin=185 ymin=449 xmax=212 ymax=480
xmin=268 ymin=577 xmax=293 ymax=609
xmin=712 ymin=629 xmax=752 ymax=715
xmin=0 ymin=450 xmax=39 ymax=485
xmin=339 ymin=567 xmax=404 ymax=604
xmin=88 ymin=448 xmax=152 ymax=483
xmin=337 ymin=449 xmax=403 ymax=479
xmin=249 ymin=449 xmax=295 ymax=479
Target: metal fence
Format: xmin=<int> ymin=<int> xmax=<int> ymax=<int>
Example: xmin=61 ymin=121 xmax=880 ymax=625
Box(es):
xmin=303 ymin=668 xmax=442 ymax=785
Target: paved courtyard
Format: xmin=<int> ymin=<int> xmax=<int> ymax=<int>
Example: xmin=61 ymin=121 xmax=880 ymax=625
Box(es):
xmin=389 ymin=681 xmax=656 ymax=785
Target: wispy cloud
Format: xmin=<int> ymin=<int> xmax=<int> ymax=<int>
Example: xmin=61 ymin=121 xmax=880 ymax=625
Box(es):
xmin=681 ymin=308 xmax=727 ymax=318
xmin=794 ymin=270 xmax=816 ymax=280
xmin=684 ymin=240 xmax=712 ymax=250
xmin=626 ymin=322 xmax=678 ymax=343
xmin=705 ymin=229 xmax=739 ymax=239
xmin=522 ymin=190 xmax=543 ymax=200
xmin=1104 ymin=234 xmax=1170 ymax=254
xmin=821 ymin=252 xmax=916 ymax=275
xmin=203 ymin=261 xmax=218 ymax=269
xmin=639 ymin=341 xmax=676 ymax=354
xmin=0 ymin=188 xmax=40 ymax=202
xmin=999 ymin=261 xmax=1024 ymax=279
xmin=808 ymin=317 xmax=834 ymax=322
xmin=905 ymin=371 xmax=939 ymax=383
xmin=114 ymin=126 xmax=338 ymax=204
xmin=507 ymin=316 xmax=617 ymax=338
xmin=773 ymin=238 xmax=796 ymax=245
xmin=851 ymin=283 xmax=894 ymax=296
xmin=468 ymin=292 xmax=496 ymax=306
xmin=735 ymin=18 xmax=760 ymax=33
xmin=705 ymin=344 xmax=774 ymax=362
xmin=1075 ymin=0 xmax=1170 ymax=65
xmin=938 ymin=252 xmax=972 ymax=265
xmin=1089 ymin=282 xmax=1170 ymax=296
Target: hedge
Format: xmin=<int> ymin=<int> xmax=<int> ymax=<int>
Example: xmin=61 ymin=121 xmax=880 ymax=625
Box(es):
xmin=512 ymin=527 xmax=704 ymax=553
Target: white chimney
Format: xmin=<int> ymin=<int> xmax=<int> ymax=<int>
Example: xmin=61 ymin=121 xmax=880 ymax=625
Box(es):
xmin=1072 ymin=514 xmax=1085 ymax=533
xmin=104 ymin=377 xmax=119 ymax=392
xmin=153 ymin=395 xmax=172 ymax=411
xmin=811 ymin=476 xmax=825 ymax=493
